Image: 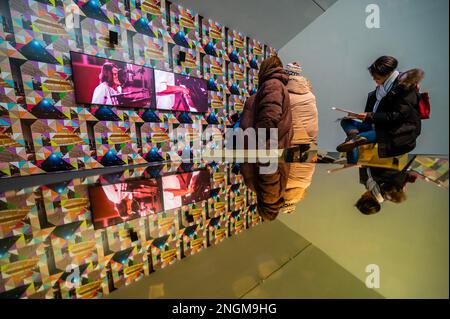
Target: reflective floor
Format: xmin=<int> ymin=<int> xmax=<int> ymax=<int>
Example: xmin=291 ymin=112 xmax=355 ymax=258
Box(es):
xmin=0 ymin=153 xmax=448 ymax=299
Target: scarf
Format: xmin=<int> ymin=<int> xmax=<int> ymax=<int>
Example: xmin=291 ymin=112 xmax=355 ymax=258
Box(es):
xmin=366 ymin=168 xmax=384 ymax=203
xmin=373 ymin=70 xmax=400 ymax=113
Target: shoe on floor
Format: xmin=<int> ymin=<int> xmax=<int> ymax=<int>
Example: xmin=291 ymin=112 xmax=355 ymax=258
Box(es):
xmin=336 ymin=136 xmax=368 ymax=153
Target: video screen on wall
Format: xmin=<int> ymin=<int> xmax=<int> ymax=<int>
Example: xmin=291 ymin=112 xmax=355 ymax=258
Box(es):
xmin=162 ymin=170 xmax=211 ymax=210
xmin=71 ymin=51 xmax=155 ymax=108
xmin=89 ymin=178 xmax=163 ymax=229
xmin=154 ymin=69 xmax=208 ymax=113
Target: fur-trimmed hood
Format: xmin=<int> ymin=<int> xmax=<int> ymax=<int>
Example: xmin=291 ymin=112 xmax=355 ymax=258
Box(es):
xmin=397 ymin=68 xmax=425 ymax=91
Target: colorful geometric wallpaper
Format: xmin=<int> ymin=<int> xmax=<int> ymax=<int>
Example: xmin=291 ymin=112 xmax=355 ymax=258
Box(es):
xmin=0 ymin=0 xmax=276 ymax=178
xmin=0 ymin=162 xmax=260 ymax=299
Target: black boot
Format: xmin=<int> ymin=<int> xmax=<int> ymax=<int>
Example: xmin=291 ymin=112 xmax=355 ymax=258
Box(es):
xmin=336 ymin=136 xmax=368 ymax=153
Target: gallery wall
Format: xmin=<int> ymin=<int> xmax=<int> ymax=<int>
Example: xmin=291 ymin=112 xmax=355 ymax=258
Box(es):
xmin=0 ymin=0 xmax=276 ymax=178
xmin=279 ymin=0 xmax=449 ymax=155
xmin=0 ymin=162 xmax=260 ymax=299
xmin=0 ymin=0 xmax=270 ymax=299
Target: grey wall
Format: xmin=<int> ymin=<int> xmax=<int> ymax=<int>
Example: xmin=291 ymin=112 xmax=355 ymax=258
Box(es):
xmin=174 ymin=0 xmax=337 ymax=49
xmin=279 ymin=0 xmax=449 ymax=155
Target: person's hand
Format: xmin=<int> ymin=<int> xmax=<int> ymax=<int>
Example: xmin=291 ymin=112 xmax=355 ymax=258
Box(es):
xmin=357 ymin=113 xmax=367 ymax=120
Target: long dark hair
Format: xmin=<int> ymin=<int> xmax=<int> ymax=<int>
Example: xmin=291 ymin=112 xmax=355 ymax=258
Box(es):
xmin=258 ymin=55 xmax=283 ymax=86
xmin=99 ymin=62 xmax=117 ymax=86
xmin=355 ymin=192 xmax=381 ymax=215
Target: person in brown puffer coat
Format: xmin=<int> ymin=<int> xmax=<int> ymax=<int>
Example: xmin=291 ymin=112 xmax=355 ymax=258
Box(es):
xmin=239 ymin=94 xmax=256 ymax=131
xmin=241 ymin=162 xmax=290 ymax=221
xmin=252 ymin=55 xmax=293 ymax=149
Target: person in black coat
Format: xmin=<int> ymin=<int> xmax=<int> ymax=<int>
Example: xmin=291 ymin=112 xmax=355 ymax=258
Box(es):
xmin=355 ymin=166 xmax=418 ymax=215
xmin=337 ymin=56 xmax=423 ymax=163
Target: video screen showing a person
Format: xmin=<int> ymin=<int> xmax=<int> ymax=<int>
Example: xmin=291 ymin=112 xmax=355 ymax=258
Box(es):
xmin=71 ymin=52 xmax=154 ymax=108
xmin=89 ymin=178 xmax=163 ymax=229
xmin=155 ymin=69 xmax=208 ymax=112
xmin=162 ymin=170 xmax=211 ymax=210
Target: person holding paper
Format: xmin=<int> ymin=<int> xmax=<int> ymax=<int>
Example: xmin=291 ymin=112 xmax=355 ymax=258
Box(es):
xmin=336 ymin=56 xmax=422 ymax=164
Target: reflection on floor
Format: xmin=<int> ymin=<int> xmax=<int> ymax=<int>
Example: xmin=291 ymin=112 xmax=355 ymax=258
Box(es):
xmin=107 ymin=159 xmax=448 ymax=299
xmin=106 ymin=219 xmax=382 ymax=299
xmin=279 ymin=163 xmax=449 ymax=299
xmin=410 ymin=156 xmax=449 ymax=188
xmin=0 ymin=154 xmax=447 ymax=299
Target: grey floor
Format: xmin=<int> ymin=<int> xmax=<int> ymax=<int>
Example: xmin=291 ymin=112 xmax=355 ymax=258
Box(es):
xmin=105 ymin=219 xmax=382 ymax=299
xmin=105 ymin=163 xmax=448 ymax=299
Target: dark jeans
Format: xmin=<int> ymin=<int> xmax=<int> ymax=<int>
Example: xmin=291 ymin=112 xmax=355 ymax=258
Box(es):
xmin=340 ymin=119 xmax=377 ymax=164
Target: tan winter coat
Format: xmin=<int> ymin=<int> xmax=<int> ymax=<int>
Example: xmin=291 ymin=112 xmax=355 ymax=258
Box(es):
xmin=286 ymin=75 xmax=318 ymax=145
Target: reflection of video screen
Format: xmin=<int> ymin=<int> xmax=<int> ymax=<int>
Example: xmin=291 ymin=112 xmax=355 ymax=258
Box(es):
xmin=89 ymin=178 xmax=163 ymax=229
xmin=162 ymin=170 xmax=211 ymax=210
xmin=71 ymin=51 xmax=155 ymax=108
xmin=155 ymin=69 xmax=208 ymax=113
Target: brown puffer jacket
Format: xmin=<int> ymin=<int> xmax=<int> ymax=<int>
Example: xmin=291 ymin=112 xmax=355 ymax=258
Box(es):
xmin=239 ymin=94 xmax=256 ymax=131
xmin=253 ymin=67 xmax=293 ymax=149
xmin=241 ymin=162 xmax=290 ymax=221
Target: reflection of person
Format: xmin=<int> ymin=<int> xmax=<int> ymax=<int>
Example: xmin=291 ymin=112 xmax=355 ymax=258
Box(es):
xmin=241 ymin=163 xmax=289 ymax=221
xmin=284 ymin=62 xmax=318 ymax=146
xmin=241 ymin=162 xmax=317 ymax=220
xmin=337 ymin=56 xmax=422 ymax=164
xmin=163 ymin=171 xmax=210 ymax=210
xmin=102 ymin=182 xmax=159 ymax=218
xmin=355 ymin=166 xmax=417 ymax=215
xmin=101 ymin=183 xmax=132 ymax=218
xmin=91 ymin=62 xmax=122 ymax=105
xmin=279 ymin=163 xmax=316 ymax=214
xmin=163 ymin=172 xmax=201 ymax=210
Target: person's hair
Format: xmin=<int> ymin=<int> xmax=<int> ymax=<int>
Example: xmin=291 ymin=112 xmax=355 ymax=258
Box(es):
xmin=99 ymin=62 xmax=117 ymax=86
xmin=355 ymin=192 xmax=381 ymax=215
xmin=368 ymin=56 xmax=398 ymax=77
xmin=258 ymin=55 xmax=283 ymax=86
xmin=406 ymin=173 xmax=418 ymax=184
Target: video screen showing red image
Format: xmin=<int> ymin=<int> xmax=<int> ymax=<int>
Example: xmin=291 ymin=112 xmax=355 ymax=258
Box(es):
xmin=162 ymin=170 xmax=211 ymax=210
xmin=89 ymin=178 xmax=163 ymax=229
xmin=154 ymin=69 xmax=208 ymax=113
xmin=71 ymin=51 xmax=155 ymax=108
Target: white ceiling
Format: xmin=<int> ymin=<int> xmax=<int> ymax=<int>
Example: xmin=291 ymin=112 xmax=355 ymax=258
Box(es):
xmin=172 ymin=0 xmax=338 ymax=49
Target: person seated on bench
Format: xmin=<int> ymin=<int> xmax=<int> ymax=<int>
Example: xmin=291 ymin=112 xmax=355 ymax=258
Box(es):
xmin=337 ymin=56 xmax=422 ymax=164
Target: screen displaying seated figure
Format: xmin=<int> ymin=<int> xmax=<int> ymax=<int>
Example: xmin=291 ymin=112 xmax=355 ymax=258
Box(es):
xmin=154 ymin=69 xmax=208 ymax=113
xmin=71 ymin=51 xmax=155 ymax=108
xmin=162 ymin=170 xmax=211 ymax=210
xmin=89 ymin=178 xmax=163 ymax=229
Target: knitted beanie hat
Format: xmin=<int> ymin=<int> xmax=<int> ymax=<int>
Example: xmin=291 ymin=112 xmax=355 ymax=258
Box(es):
xmin=284 ymin=62 xmax=302 ymax=76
